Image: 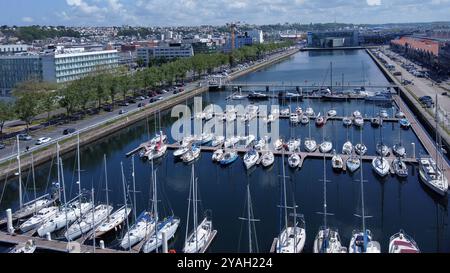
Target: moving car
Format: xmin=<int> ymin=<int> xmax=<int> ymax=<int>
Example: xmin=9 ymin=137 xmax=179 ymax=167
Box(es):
xmin=63 ymin=128 xmax=76 ymax=135
xmin=18 ymin=134 xmax=32 ymax=141
xmin=36 ymin=137 xmax=52 ymax=145
xmin=119 ymin=109 xmax=128 ymax=115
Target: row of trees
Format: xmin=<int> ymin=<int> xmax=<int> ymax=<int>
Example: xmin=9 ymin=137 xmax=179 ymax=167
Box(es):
xmin=6 ymin=41 xmax=293 ymax=134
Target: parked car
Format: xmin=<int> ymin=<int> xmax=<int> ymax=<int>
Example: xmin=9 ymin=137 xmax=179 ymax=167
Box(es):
xmin=18 ymin=134 xmax=32 ymax=141
xmin=63 ymin=128 xmax=76 ymax=135
xmin=36 ymin=137 xmax=52 ymax=145
xmin=149 ymin=96 xmax=162 ymax=103
xmin=419 ymin=96 xmax=433 ymax=104
xmin=119 ymin=101 xmax=129 ymax=106
xmin=119 ymin=109 xmax=128 ymax=115
xmin=0 ymin=143 xmax=5 ymax=149
xmin=137 ymin=102 xmax=147 ymax=108
xmin=103 ymin=105 xmax=113 ymax=112
xmin=128 ymin=99 xmax=136 ymax=104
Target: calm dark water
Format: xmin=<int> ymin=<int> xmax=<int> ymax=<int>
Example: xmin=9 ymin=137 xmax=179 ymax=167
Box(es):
xmin=0 ymin=50 xmax=448 ymax=253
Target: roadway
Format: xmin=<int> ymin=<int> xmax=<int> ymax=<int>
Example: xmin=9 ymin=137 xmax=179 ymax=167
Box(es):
xmin=0 ymin=48 xmax=297 ymax=163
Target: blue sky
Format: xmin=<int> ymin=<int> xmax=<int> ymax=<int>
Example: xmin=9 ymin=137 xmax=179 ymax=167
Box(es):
xmin=1 ymin=0 xmax=450 ymax=26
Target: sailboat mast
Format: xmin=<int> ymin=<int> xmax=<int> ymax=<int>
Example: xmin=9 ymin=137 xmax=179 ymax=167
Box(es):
xmin=330 ymin=62 xmax=333 ymax=92
xmin=360 ymin=143 xmax=367 ymax=251
xmin=31 ymin=153 xmax=36 ymax=201
xmin=282 ymin=152 xmax=288 ymax=232
xmin=247 ymin=182 xmax=253 ymax=253
xmin=104 ymin=154 xmax=110 ymax=219
xmin=132 ymin=155 xmax=137 ymax=222
xmin=193 ymin=169 xmax=199 ymax=252
xmin=120 ymin=162 xmax=131 ymax=253
xmin=59 ymin=157 xmax=69 ymax=235
xmin=151 ymin=159 xmax=159 ymax=253
xmin=77 ymin=134 xmax=82 ymax=197
xmin=323 ymin=153 xmax=327 ymax=230
xmin=16 ymin=135 xmax=23 ymax=209
xmin=91 ymin=188 xmax=96 ymax=253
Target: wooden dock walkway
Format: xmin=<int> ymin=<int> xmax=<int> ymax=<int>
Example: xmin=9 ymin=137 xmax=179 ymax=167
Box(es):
xmin=0 ymin=231 xmax=127 ymax=253
xmin=393 ymin=95 xmax=449 ymax=181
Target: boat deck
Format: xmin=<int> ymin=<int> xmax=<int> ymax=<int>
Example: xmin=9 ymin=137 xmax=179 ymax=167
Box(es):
xmin=0 ymin=231 xmax=127 ymax=253
xmin=200 ymin=230 xmax=217 ymax=253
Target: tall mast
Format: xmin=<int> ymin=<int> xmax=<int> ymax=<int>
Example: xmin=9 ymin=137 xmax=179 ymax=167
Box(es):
xmin=193 ymin=167 xmax=199 ymax=252
xmin=131 ymin=155 xmax=137 ymax=222
xmin=16 ymin=135 xmax=23 ymax=209
xmin=59 ymin=156 xmax=69 ymax=240
xmin=330 ymin=62 xmax=333 ymax=92
xmin=31 ymin=153 xmax=36 ymax=202
xmin=77 ymin=134 xmax=82 ymax=196
xmin=91 ymin=188 xmax=96 ymax=253
xmin=247 ymin=182 xmax=253 ymax=253
xmin=103 ymin=154 xmax=110 ymax=220
xmin=282 ymin=152 xmax=288 ymax=234
xmin=151 ymin=159 xmax=159 ymax=253
xmin=359 ymin=142 xmax=367 ymax=252
xmin=120 ymin=162 xmax=131 ymax=253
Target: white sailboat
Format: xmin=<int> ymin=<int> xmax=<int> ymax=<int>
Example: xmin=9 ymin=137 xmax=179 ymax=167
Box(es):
xmin=142 ymin=162 xmax=180 ymax=253
xmin=389 ymin=230 xmax=420 ymax=253
xmin=342 ymin=141 xmax=353 ymax=155
xmin=288 ymin=153 xmax=301 ymax=168
xmin=349 ymin=151 xmax=381 ymax=253
xmin=331 ymin=151 xmax=344 ymax=170
xmin=183 ymin=165 xmax=216 ymax=253
xmin=319 ymin=141 xmax=333 ymax=154
xmin=275 ymin=152 xmax=306 ymax=253
xmin=212 ymin=149 xmax=224 ymax=162
xmin=261 ymin=151 xmax=275 ymax=168
xmin=182 ymin=145 xmax=201 ymax=163
xmin=346 ymin=156 xmax=361 ymax=173
xmin=243 ymin=148 xmax=259 ymax=170
xmin=313 ymin=154 xmax=347 ymax=253
xmin=304 ymin=117 xmax=316 ymax=152
xmin=211 ymin=135 xmax=225 ymax=147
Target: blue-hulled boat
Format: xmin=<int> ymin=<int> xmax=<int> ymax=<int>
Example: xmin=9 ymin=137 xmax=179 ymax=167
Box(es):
xmin=219 ymin=151 xmax=238 ymax=165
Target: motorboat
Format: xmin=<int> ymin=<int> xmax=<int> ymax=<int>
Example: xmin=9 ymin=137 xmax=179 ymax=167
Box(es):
xmin=305 ymin=107 xmax=315 ymax=117
xmin=389 ymin=230 xmax=420 ymax=253
xmin=182 ymin=145 xmax=201 ymax=163
xmin=392 ymin=158 xmax=408 ymax=178
xmin=288 ymin=153 xmax=301 ymax=168
xmin=211 ymin=136 xmax=225 ymax=147
xmin=287 ymin=138 xmax=301 ymax=152
xmin=349 ymin=230 xmax=381 ymax=253
xmin=173 ymin=146 xmax=190 ymax=157
xmin=354 ymin=117 xmax=364 ymax=127
xmin=224 ymin=136 xmax=239 ymax=148
xmin=319 ymin=141 xmax=333 ymax=153
xmin=247 ymin=91 xmax=269 ymax=100
xmin=304 ymin=138 xmax=317 ymax=152
xmin=376 ymin=143 xmax=390 ymax=157
xmin=300 ymin=115 xmax=309 ymax=124
xmin=379 ymin=109 xmax=389 ymax=119
xmin=353 ymin=110 xmax=362 ymax=118
xmin=346 ymin=156 xmax=361 ymax=173
xmin=372 ymin=157 xmax=390 ymax=177
xmin=327 ymin=109 xmax=337 ymax=117
xmin=200 ymin=133 xmax=214 ymax=145
xmin=243 ymin=149 xmax=260 ymax=170
xmin=355 ymin=143 xmax=367 ymax=156
xmin=290 ymin=113 xmax=299 ymax=123
xmin=393 ymin=144 xmax=406 ymax=157
xmin=343 ymin=117 xmax=352 ymax=126
xmin=261 ymin=151 xmax=275 ymax=167
xmin=331 ymin=152 xmax=344 ymax=170
xmin=399 ymin=118 xmax=411 ymax=128
xmin=142 ymin=216 xmax=180 ymax=253
xmin=315 ymin=116 xmax=325 ymax=126
xmin=254 ymin=139 xmax=266 ymax=150
xmin=418 ymin=157 xmax=448 ymax=196
xmin=120 ymin=211 xmax=156 ymax=250
xmin=243 ymin=135 xmax=256 ymax=148
xmin=65 ymin=205 xmax=113 ymax=241
xmin=220 ymin=151 xmax=239 ymax=166
xmin=273 ymin=139 xmax=284 ymax=151
xmin=231 ymin=94 xmax=246 ymax=100
xmin=280 ymin=108 xmax=290 ymax=116
xmin=212 ymin=149 xmax=224 ymax=162
xmin=395 ymin=111 xmax=405 ymax=119
xmin=342 ymin=141 xmax=353 ymax=155
xmin=371 ymin=117 xmax=382 ymax=127
xmin=19 ymin=206 xmax=59 ymax=233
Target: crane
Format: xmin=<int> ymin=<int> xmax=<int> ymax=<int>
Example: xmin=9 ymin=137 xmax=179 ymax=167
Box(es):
xmin=226 ymin=21 xmax=241 ymax=51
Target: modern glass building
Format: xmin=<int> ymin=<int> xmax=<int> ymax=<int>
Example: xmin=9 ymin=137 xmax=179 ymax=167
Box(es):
xmin=0 ymin=54 xmax=42 ymax=96
xmin=0 ymin=49 xmax=119 ymax=96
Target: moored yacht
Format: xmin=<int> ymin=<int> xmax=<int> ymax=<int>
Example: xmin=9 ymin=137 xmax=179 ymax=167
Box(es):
xmin=389 ymin=230 xmax=420 ymax=253
xmin=243 ymin=149 xmax=259 ymax=170
xmin=342 ymin=141 xmax=353 ymax=155
xmin=418 ymin=157 xmax=448 ymax=196
xmin=372 ymin=156 xmax=390 ymax=177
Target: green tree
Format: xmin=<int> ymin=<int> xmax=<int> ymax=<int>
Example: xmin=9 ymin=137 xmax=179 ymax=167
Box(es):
xmin=14 ymin=92 xmax=40 ymax=132
xmin=0 ymin=101 xmax=15 ymax=138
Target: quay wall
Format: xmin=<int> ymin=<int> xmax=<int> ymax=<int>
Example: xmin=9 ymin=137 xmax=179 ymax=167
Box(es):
xmin=0 ymin=48 xmax=300 ymax=181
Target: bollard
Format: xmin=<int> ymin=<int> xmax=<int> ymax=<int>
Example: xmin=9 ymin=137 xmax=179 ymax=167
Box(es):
xmin=6 ymin=209 xmax=13 ymax=234
xmin=411 ymin=142 xmax=416 ymax=159
xmin=99 ymin=240 xmax=105 ymax=249
xmin=162 ymin=231 xmax=168 ymax=253
xmin=46 ymin=232 xmax=51 ymax=241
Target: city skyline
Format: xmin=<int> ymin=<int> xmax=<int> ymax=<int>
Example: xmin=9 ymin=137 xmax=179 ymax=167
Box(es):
xmin=1 ymin=0 xmax=450 ymax=27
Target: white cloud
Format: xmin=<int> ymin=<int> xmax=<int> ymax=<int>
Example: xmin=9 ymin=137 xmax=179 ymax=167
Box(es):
xmin=66 ymin=0 xmax=103 ymax=15
xmin=21 ymin=17 xmax=34 ymax=23
xmin=367 ymin=0 xmax=381 ymax=6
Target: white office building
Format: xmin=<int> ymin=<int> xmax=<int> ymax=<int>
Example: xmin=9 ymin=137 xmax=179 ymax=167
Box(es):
xmin=0 ymin=47 xmax=119 ymax=96
xmin=0 ymin=44 xmax=31 ymax=55
xmin=137 ymin=43 xmax=194 ymax=65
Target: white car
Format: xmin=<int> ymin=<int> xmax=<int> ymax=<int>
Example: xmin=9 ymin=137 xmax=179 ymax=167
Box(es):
xmin=36 ymin=137 xmax=52 ymax=145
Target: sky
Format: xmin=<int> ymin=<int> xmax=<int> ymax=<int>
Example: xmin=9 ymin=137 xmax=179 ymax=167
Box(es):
xmin=1 ymin=0 xmax=450 ymax=27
